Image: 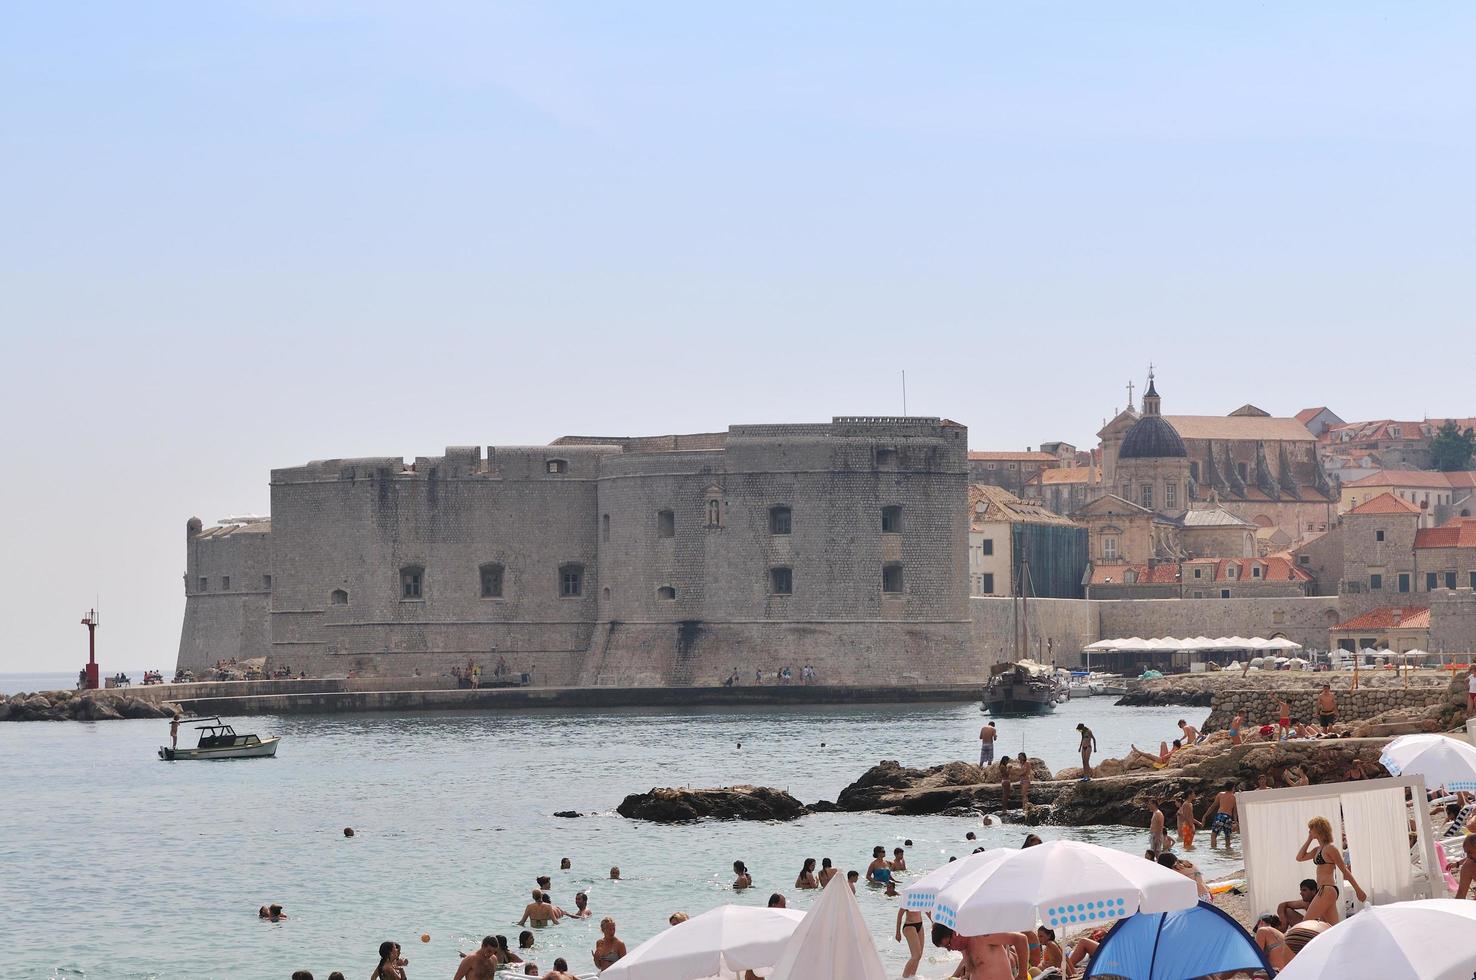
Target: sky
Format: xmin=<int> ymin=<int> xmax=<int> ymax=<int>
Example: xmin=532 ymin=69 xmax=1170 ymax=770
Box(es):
xmin=2 ymin=3 xmax=1474 ymax=671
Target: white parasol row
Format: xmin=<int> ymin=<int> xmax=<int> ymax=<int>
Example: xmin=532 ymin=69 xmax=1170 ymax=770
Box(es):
xmin=1083 ymin=635 xmax=1302 ymax=653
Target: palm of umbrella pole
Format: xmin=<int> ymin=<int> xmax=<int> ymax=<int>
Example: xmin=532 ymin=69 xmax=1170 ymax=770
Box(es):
xmin=931 ymin=841 xmax=1198 ymax=937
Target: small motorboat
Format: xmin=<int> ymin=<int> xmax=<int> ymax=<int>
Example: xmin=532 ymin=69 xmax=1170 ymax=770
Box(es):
xmin=159 ymin=716 xmax=280 ymax=761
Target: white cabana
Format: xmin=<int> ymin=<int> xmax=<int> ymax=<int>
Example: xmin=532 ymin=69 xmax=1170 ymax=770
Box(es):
xmin=770 ymin=873 xmax=886 ymax=980
xmin=1236 ymin=777 xmax=1442 ymax=923
xmin=1275 ymin=899 xmax=1476 ymax=980
xmin=1380 ymin=733 xmax=1476 ymax=794
xmin=931 ymin=841 xmax=1197 ymax=936
xmin=599 ymin=905 xmax=805 ymax=980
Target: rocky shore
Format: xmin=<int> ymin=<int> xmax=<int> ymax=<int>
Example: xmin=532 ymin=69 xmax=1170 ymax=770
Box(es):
xmin=0 ymin=690 xmax=181 ymax=722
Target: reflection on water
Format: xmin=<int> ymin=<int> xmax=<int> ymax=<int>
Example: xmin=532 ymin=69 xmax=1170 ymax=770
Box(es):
xmin=3 ymin=699 xmax=1224 ymax=979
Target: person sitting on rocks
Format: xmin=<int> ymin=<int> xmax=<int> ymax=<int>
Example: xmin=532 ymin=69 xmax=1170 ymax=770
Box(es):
xmin=1283 ymin=765 xmax=1310 ymax=788
xmin=1177 ymin=719 xmax=1201 ymax=744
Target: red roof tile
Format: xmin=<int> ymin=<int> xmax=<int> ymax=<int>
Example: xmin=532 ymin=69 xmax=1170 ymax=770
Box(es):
xmin=1346 ymin=492 xmax=1423 ymax=516
xmin=1344 ymin=470 xmax=1476 ymax=490
xmin=1088 ymin=563 xmax=1181 ymax=585
xmin=1296 ymin=407 xmax=1329 ymax=424
xmin=1330 ymin=606 xmax=1430 ymax=631
xmin=1414 ymin=518 xmax=1476 ymax=549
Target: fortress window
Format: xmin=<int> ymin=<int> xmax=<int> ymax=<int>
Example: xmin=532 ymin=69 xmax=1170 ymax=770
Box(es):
xmin=1427 ymin=572 xmax=1438 ymax=591
xmin=769 ymin=506 xmax=792 ymax=535
xmin=263 ymin=574 xmax=272 ymax=590
xmin=881 ymin=506 xmax=903 ymax=534
xmin=198 ymin=577 xmax=208 ymax=592
xmin=480 ymin=563 xmax=505 ymax=599
xmin=1446 ymin=571 xmax=1458 ymax=589
xmin=602 ymin=514 xmax=610 ymax=542
xmin=657 ymin=509 xmax=675 ymax=538
xmin=559 ymin=564 xmax=584 ymax=598
xmin=882 ymin=563 xmax=904 ymax=594
xmin=546 ymin=459 xmax=568 ymax=474
xmin=769 ymin=566 xmax=793 ymax=596
xmin=657 ymin=585 xmax=677 ymax=600
xmin=706 ymin=499 xmax=721 ymax=528
xmin=222 ymin=576 xmax=231 ymax=591
xmin=331 ymin=589 xmax=349 ymax=605
xmin=400 ymin=566 xmax=424 ymax=600
xmin=876 ymin=447 xmax=898 ymax=468
xmin=1369 ymin=574 xmax=1382 ymax=590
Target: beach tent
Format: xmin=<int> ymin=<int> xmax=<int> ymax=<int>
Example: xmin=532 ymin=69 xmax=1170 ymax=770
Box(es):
xmin=1236 ymin=777 xmax=1442 ymax=924
xmin=770 ymin=872 xmax=886 ymax=980
xmin=1083 ymin=901 xmax=1271 ymax=980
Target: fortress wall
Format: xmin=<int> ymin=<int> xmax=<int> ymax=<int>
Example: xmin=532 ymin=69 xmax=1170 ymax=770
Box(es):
xmin=176 ymin=523 xmax=272 ymax=670
xmin=1096 ymin=595 xmax=1342 ymax=653
xmin=267 ymin=446 xmax=603 ymax=675
xmin=969 ymin=597 xmax=1100 ymax=669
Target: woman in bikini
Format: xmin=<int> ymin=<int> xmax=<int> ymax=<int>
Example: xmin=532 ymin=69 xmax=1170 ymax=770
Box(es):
xmin=795 ymin=857 xmax=819 ymax=889
xmin=1016 ymin=752 xmax=1032 ymax=808
xmin=732 ymin=860 xmax=752 ymax=890
xmin=999 ymin=756 xmax=1012 ymax=807
xmin=817 ymin=857 xmax=837 ymax=887
xmin=1296 ymin=816 xmax=1366 ymax=923
xmin=592 ymin=917 xmax=626 ymax=973
xmin=1038 ymin=926 xmax=1065 ymax=975
xmin=370 ymin=941 xmax=407 ymax=980
xmin=894 ymin=903 xmax=925 ymax=977
xmin=1254 ymin=914 xmax=1293 ymax=971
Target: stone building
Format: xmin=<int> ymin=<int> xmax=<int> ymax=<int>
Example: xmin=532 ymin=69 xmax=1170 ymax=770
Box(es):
xmin=178 ymin=417 xmax=975 ymax=686
xmin=1328 ymin=606 xmax=1431 ymax=653
xmin=1074 ymin=494 xmax=1180 ymax=566
xmin=1097 ymin=373 xmax=1337 ymax=541
xmin=967 ymin=484 xmax=1087 ymax=599
xmin=1086 ymin=556 xmax=1312 ymax=600
xmin=1295 ymin=406 xmax=1345 ymax=438
xmin=1413 ymin=517 xmax=1476 ymax=594
xmin=967 ymin=450 xmax=1065 ymax=495
xmin=1023 ymin=462 xmax=1100 ymax=516
xmin=1340 ymin=470 xmax=1476 ymax=525
xmin=1338 ymin=493 xmax=1423 ymax=617
xmin=1324 ymin=417 xmax=1476 ymax=472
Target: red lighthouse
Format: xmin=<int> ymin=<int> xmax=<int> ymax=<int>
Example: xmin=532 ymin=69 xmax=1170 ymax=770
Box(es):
xmin=80 ymin=608 xmax=99 ymax=690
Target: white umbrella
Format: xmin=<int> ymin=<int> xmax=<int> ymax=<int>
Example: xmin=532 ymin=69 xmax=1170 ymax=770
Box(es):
xmin=932 ymin=840 xmax=1197 ymax=936
xmin=599 ymin=904 xmax=805 ymax=980
xmin=902 ymin=849 xmax=1011 ymax=913
xmin=770 ymin=873 xmax=886 ymax=980
xmin=1275 ymin=899 xmax=1476 ymax=980
xmin=1380 ymin=733 xmax=1476 ymax=793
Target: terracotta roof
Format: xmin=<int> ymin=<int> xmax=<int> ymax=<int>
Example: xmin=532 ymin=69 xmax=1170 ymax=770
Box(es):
xmin=1343 ymin=469 xmax=1476 ymax=490
xmin=1330 ymin=606 xmax=1431 ymax=632
xmin=1346 ymin=492 xmax=1423 ymax=516
xmin=968 ymin=451 xmax=1058 ymax=462
xmin=1161 ymin=414 xmax=1317 ymax=443
xmin=968 ymin=484 xmax=1077 ymax=527
xmin=1088 ymin=563 xmax=1181 ymax=585
xmin=1031 ymin=464 xmax=1099 ymax=486
xmin=1414 ymin=518 xmax=1476 ymax=550
xmin=1296 ymin=407 xmax=1330 ymax=424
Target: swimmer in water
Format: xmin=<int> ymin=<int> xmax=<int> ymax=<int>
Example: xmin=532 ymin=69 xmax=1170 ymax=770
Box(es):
xmin=451 ymin=937 xmax=498 ymax=980
xmin=889 ymin=847 xmax=907 ymax=872
xmin=795 ymin=858 xmax=819 ymax=889
xmin=846 ymin=870 xmax=859 ymax=893
xmin=732 ymin=860 xmax=752 ymax=890
xmin=568 ymin=892 xmax=591 ymax=919
xmin=518 ymin=890 xmax=560 ymax=928
xmin=609 ymin=866 xmax=621 ymax=880
xmin=867 ymin=846 xmax=893 ymax=884
xmin=817 ymin=858 xmax=838 ymax=887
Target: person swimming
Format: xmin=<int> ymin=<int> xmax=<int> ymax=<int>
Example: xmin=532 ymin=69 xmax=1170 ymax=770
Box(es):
xmin=795 ymin=858 xmax=819 ymax=889
xmin=732 ymin=860 xmax=752 ymax=890
xmin=889 ymin=847 xmax=907 ymax=872
xmin=817 ymin=857 xmax=838 ymax=887
xmin=866 ymin=846 xmax=892 ymax=883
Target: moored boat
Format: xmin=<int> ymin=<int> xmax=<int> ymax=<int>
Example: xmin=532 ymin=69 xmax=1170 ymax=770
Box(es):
xmin=159 ymin=717 xmax=280 ymax=761
xmin=982 ymin=660 xmax=1064 ymax=715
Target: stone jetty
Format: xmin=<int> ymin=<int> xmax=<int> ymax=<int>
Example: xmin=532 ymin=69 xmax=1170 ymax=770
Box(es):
xmin=0 ymin=690 xmax=181 ymax=722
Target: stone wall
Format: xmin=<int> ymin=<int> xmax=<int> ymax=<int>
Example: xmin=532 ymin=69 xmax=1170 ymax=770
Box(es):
xmin=1095 ymin=595 xmax=1342 ymax=653
xmin=1204 ymin=686 xmax=1447 ymax=730
xmin=969 ymin=596 xmax=1099 ymax=668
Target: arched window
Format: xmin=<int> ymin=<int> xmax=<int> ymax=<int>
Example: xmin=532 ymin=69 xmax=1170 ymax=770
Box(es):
xmin=400 ymin=565 xmax=424 ymax=600
xmin=479 ymin=563 xmax=504 ymax=598
xmin=769 ymin=505 xmax=792 ymax=535
xmin=559 ymin=563 xmax=584 ymax=598
xmin=657 ymin=585 xmax=677 ymax=600
xmin=331 ymin=588 xmax=349 ymax=605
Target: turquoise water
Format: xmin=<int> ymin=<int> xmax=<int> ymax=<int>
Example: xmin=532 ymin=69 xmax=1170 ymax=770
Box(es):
xmin=4 ymin=699 xmax=1225 ymax=980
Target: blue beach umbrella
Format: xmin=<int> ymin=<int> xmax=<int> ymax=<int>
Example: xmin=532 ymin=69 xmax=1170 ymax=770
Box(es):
xmin=1083 ymin=900 xmax=1273 ymax=980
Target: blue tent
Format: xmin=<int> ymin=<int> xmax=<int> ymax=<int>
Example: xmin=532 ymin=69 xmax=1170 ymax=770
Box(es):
xmin=1083 ymin=900 xmax=1274 ymax=980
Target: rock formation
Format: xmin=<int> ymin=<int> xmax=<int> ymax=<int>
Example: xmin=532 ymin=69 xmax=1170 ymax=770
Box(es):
xmin=0 ymin=691 xmax=181 ymax=722
xmin=616 ymin=785 xmax=806 ymax=822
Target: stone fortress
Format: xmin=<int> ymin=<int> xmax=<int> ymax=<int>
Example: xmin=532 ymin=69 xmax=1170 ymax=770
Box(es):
xmin=178 ymin=418 xmax=977 ymax=686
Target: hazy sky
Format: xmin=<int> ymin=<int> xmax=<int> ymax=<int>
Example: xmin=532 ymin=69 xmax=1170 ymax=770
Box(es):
xmin=3 ymin=4 xmax=1473 ymax=671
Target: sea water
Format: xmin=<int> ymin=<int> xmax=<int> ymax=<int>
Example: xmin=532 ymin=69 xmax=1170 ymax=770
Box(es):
xmin=3 ymin=696 xmax=1230 ymax=979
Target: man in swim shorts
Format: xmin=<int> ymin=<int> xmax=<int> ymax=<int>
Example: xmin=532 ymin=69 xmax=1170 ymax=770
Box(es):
xmin=454 ymin=936 xmax=501 ymax=980
xmin=979 ymin=721 xmax=997 ymax=766
xmin=1315 ymin=684 xmax=1338 ymax=729
xmin=1205 ymin=783 xmax=1238 ymax=848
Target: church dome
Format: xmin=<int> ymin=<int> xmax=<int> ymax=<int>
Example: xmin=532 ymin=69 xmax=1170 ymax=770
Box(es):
xmin=1118 ymin=415 xmax=1187 ymax=460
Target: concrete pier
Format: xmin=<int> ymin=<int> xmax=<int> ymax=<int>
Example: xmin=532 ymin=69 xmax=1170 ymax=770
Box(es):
xmin=167 ymin=682 xmax=982 ymax=716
